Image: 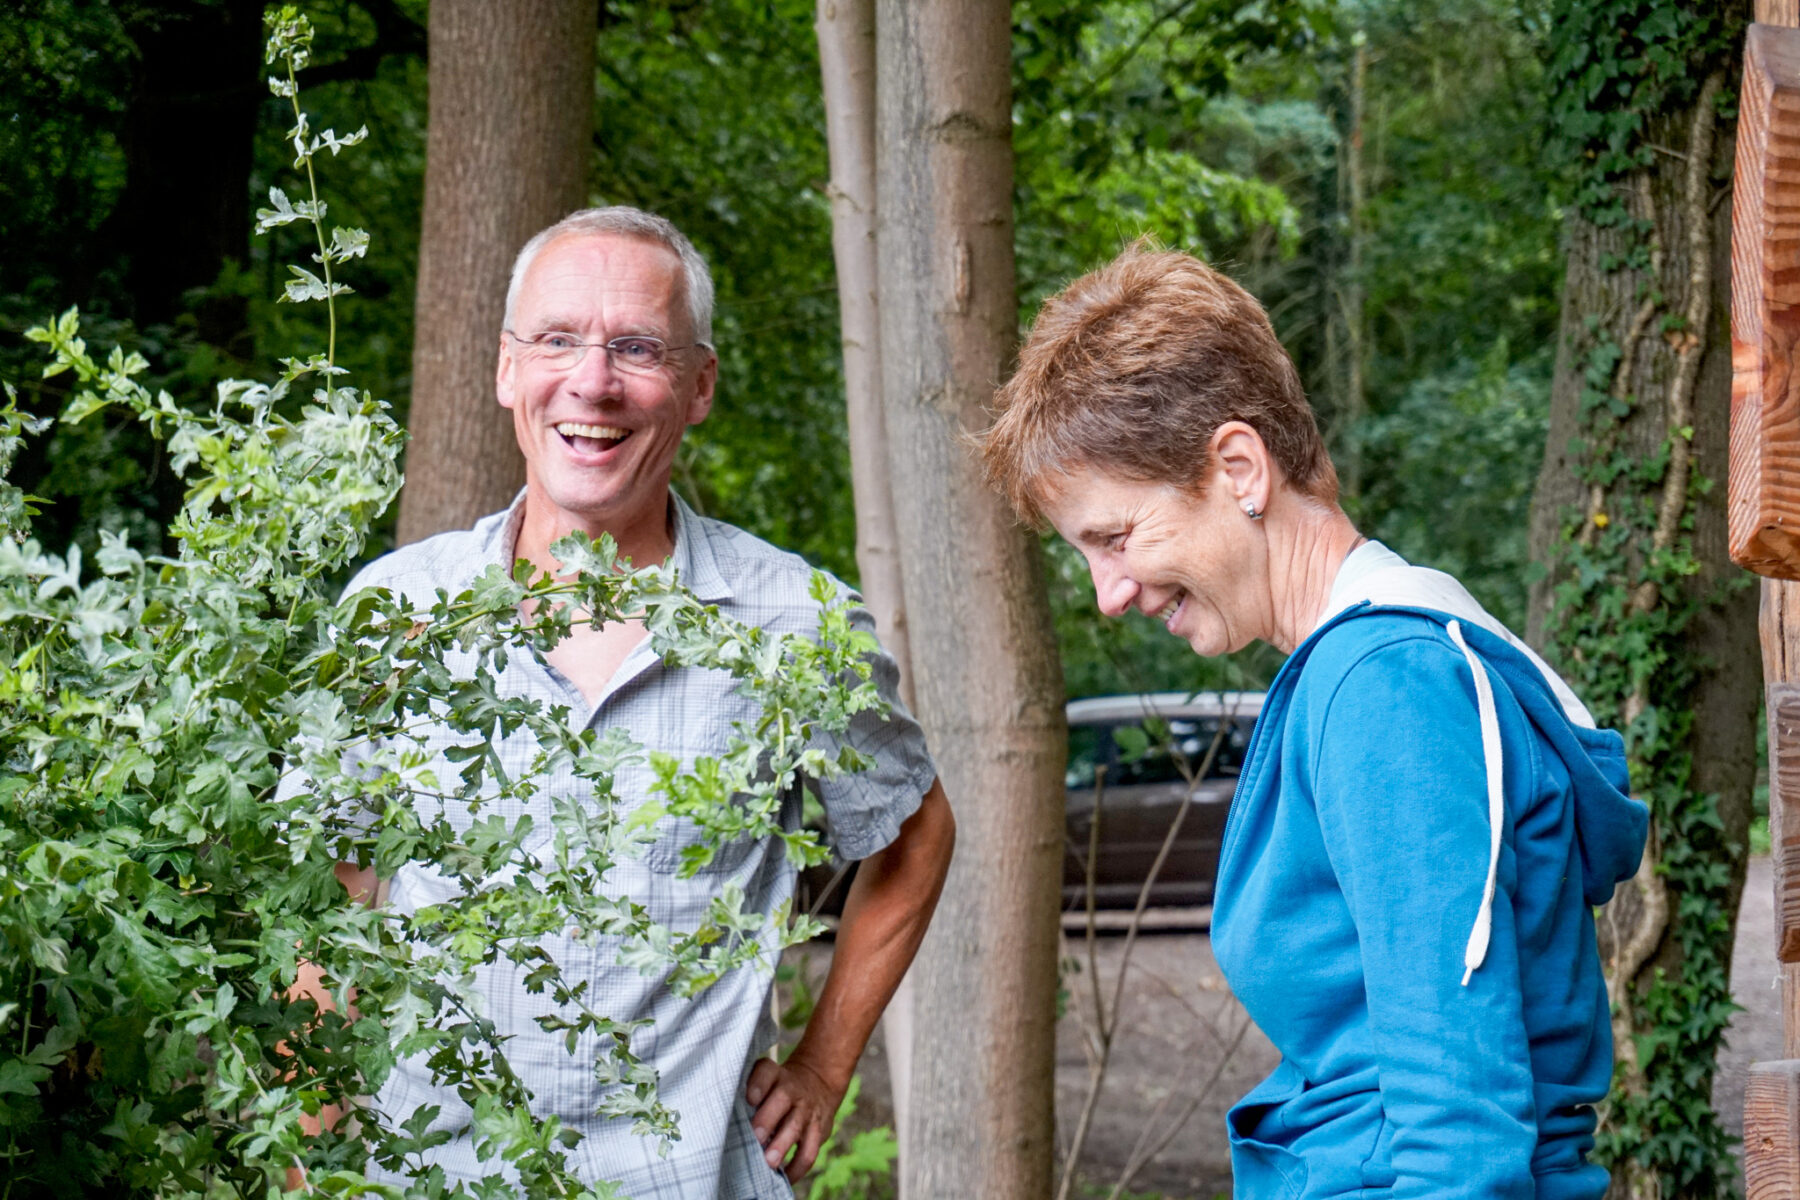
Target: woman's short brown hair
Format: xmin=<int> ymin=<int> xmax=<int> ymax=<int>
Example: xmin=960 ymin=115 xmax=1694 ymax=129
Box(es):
xmin=981 ymin=245 xmax=1336 ymax=524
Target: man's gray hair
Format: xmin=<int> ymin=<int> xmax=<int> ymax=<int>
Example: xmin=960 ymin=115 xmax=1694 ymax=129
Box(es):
xmin=503 ymin=206 xmax=715 ymax=346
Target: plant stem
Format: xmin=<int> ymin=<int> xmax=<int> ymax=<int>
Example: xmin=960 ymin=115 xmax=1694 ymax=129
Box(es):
xmin=284 ymin=58 xmax=336 ymax=368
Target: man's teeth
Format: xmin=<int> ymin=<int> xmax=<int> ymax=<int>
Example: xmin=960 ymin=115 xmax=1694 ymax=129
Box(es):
xmin=1158 ymin=594 xmax=1184 ymax=625
xmin=556 ymin=422 xmax=628 ymax=440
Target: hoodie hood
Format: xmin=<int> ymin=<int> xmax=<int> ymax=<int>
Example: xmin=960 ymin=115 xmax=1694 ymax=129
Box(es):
xmin=1312 ymin=544 xmax=1646 ymax=932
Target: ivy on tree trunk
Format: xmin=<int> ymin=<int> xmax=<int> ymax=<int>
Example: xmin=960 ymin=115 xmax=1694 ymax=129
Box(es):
xmin=1529 ymin=4 xmax=1758 ymax=1195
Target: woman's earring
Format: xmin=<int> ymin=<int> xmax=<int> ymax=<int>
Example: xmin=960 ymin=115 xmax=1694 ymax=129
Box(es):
xmin=1243 ymin=503 xmax=1261 ymax=521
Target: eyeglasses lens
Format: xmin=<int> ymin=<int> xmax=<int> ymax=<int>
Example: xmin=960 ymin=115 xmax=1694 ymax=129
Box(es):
xmin=525 ymin=336 xmax=666 ymax=374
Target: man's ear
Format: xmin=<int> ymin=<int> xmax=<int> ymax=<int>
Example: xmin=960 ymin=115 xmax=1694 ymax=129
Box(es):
xmin=686 ymin=350 xmax=718 ymax=426
xmin=495 ymin=336 xmax=517 ymax=410
xmin=1212 ymin=421 xmax=1272 ymax=514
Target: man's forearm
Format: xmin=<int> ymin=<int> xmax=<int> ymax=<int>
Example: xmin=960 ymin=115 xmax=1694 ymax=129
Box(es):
xmin=787 ymin=778 xmax=955 ymax=1088
xmin=284 ymin=861 xmax=381 ymax=1188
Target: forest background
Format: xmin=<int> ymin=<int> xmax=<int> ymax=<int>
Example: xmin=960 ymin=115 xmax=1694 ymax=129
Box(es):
xmin=0 ymin=0 xmax=1760 ymax=1196
xmin=0 ymin=0 xmax=1555 ymax=695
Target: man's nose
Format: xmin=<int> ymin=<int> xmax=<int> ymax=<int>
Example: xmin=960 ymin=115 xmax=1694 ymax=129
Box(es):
xmin=566 ymin=342 xmax=624 ymax=397
xmin=1091 ymin=559 xmax=1139 ymax=618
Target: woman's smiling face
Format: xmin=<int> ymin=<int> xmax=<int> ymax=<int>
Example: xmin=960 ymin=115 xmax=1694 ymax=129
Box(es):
xmin=1039 ymin=466 xmax=1269 ymax=657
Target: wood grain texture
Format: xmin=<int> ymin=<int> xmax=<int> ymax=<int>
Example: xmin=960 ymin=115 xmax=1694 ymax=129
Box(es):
xmin=1772 ymin=684 xmax=1800 ymax=960
xmin=1752 ymin=12 xmax=1800 ymax=1188
xmin=1764 ymin=2 xmax=1800 ymax=28
xmin=1749 ymin=1061 xmax=1800 ymax=1198
xmin=1731 ymin=23 xmax=1800 ymax=577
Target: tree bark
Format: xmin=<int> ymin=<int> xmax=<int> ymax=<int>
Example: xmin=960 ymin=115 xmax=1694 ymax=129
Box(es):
xmin=1526 ymin=70 xmax=1759 ymax=1200
xmin=875 ymin=2 xmax=1067 ymax=1196
xmin=1339 ymin=37 xmax=1368 ymax=501
xmin=815 ymin=0 xmax=922 ymax=1165
xmin=397 ymin=0 xmax=597 ymax=544
xmin=818 ymin=0 xmax=911 ymax=705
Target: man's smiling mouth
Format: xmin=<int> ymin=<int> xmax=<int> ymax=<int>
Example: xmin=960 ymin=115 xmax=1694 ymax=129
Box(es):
xmin=555 ymin=421 xmax=629 ymax=453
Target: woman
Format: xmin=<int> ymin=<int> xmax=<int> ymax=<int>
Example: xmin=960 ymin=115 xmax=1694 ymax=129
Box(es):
xmin=980 ymin=246 xmax=1646 ymax=1199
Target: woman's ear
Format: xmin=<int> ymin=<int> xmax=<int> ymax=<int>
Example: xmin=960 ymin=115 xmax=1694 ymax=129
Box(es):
xmin=1211 ymin=421 xmax=1272 ymax=517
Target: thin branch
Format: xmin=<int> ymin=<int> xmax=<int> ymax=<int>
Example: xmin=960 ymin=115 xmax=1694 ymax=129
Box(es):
xmin=1053 ymin=707 xmax=1237 ymax=1200
xmin=1108 ymin=1010 xmax=1254 ymax=1199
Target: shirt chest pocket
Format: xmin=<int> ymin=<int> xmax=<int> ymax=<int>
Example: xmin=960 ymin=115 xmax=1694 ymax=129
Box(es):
xmin=628 ymin=735 xmax=776 ymax=878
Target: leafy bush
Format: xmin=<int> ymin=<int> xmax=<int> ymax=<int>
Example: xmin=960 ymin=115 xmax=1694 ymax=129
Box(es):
xmin=0 ymin=11 xmax=871 ymax=1197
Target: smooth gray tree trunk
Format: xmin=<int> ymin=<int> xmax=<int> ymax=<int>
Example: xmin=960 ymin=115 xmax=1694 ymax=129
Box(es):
xmin=815 ymin=0 xmax=921 ymax=1168
xmin=875 ymin=1 xmax=1068 ymax=1195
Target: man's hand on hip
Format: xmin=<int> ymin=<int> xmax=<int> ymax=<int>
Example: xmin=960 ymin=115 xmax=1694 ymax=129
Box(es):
xmin=746 ymin=1052 xmax=846 ymax=1182
xmin=744 ymin=780 xmax=955 ymax=1185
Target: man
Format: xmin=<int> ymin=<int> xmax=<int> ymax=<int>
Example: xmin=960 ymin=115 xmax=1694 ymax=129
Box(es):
xmin=317 ymin=207 xmax=954 ymax=1197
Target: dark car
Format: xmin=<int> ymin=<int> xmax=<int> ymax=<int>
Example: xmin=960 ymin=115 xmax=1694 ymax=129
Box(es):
xmin=796 ymin=691 xmax=1262 ymax=921
xmin=1062 ymin=692 xmax=1262 ymax=913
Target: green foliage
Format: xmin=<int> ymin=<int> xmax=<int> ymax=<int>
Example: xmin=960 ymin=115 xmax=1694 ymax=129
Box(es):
xmin=591 ymin=0 xmax=855 ymax=579
xmin=1354 ymin=343 xmax=1551 ymax=631
xmin=0 ymin=14 xmax=877 ymax=1195
xmin=1340 ymin=0 xmax=1564 ymax=414
xmin=1012 ymin=0 xmax=1332 ymax=314
xmin=804 ymin=1077 xmax=897 ymax=1200
xmin=1543 ymin=0 xmax=1742 ymax=226
xmin=1543 ymin=324 xmax=1745 ymax=1195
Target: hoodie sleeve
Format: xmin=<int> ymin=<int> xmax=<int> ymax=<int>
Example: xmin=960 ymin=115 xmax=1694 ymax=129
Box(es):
xmin=1309 ymin=634 xmax=1538 ymax=1199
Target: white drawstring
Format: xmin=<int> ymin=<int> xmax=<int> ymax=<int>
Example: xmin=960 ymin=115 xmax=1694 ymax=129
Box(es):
xmin=1446 ymin=620 xmax=1504 ymax=987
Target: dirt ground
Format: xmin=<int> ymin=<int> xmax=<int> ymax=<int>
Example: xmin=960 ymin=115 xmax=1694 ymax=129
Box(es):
xmin=787 ymin=854 xmax=1780 ymax=1199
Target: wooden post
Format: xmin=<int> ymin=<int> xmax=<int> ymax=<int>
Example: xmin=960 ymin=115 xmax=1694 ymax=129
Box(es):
xmin=1731 ymin=22 xmax=1800 ymax=576
xmin=1739 ymin=4 xmax=1800 ymax=1191
xmin=1750 ymin=1062 xmax=1800 ymax=1199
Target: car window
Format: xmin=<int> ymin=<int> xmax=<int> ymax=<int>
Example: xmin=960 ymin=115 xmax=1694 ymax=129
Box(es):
xmin=1112 ymin=716 xmax=1251 ymax=785
xmin=1066 ymin=706 xmax=1257 ymax=791
xmin=1066 ymin=722 xmax=1106 ymax=789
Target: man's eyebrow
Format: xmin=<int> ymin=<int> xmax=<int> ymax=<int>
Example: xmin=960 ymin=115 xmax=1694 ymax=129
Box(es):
xmin=522 ymin=314 xmax=668 ymax=337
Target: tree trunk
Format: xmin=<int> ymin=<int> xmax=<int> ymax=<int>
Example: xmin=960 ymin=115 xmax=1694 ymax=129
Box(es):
xmin=875 ymin=2 xmax=1067 ymax=1196
xmin=1527 ymin=64 xmax=1759 ymax=1199
xmin=1339 ymin=38 xmax=1368 ymax=502
xmin=818 ymin=0 xmax=911 ymax=704
xmin=397 ymin=0 xmax=597 ymax=544
xmin=815 ymin=0 xmax=921 ymax=1166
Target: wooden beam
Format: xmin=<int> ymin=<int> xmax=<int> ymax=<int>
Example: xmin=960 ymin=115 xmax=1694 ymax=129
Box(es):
xmin=1733 ymin=22 xmax=1800 ymax=578
xmin=1750 ymin=1062 xmax=1800 ymax=1198
xmin=1749 ymin=8 xmax=1800 ymax=1189
xmin=1772 ymin=684 xmax=1800 ymax=961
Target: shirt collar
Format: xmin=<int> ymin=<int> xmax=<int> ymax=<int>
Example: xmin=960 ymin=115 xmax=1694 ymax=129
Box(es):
xmin=481 ymin=487 xmax=734 ymax=602
xmin=666 ymin=489 xmax=734 ymax=602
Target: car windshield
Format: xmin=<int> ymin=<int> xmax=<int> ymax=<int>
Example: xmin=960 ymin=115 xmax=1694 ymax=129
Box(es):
xmin=1067 ymin=713 xmax=1251 ymax=790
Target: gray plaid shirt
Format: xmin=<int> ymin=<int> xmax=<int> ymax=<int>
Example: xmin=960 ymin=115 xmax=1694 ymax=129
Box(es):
xmin=345 ymin=492 xmax=935 ymax=1198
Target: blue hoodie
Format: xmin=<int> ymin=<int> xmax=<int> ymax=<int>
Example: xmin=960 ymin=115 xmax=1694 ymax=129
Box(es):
xmin=1210 ymin=544 xmax=1647 ymax=1199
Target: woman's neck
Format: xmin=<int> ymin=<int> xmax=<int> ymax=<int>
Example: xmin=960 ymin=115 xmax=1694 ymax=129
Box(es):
xmin=1263 ymin=499 xmax=1365 ymax=654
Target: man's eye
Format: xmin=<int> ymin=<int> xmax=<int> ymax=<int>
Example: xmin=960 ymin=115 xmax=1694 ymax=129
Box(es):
xmin=540 ymin=333 xmax=580 ymax=351
xmin=613 ymin=337 xmax=660 ymax=361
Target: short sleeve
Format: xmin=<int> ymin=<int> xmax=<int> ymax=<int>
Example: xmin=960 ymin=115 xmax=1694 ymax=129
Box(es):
xmin=811 ymin=603 xmax=937 ymax=861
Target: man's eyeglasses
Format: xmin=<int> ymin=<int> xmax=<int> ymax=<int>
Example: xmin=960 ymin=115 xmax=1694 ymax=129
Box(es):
xmin=504 ymin=330 xmax=710 ymax=375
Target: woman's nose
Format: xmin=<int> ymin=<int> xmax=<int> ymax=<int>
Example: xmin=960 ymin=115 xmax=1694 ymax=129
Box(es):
xmin=1091 ymin=560 xmax=1139 ymax=618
